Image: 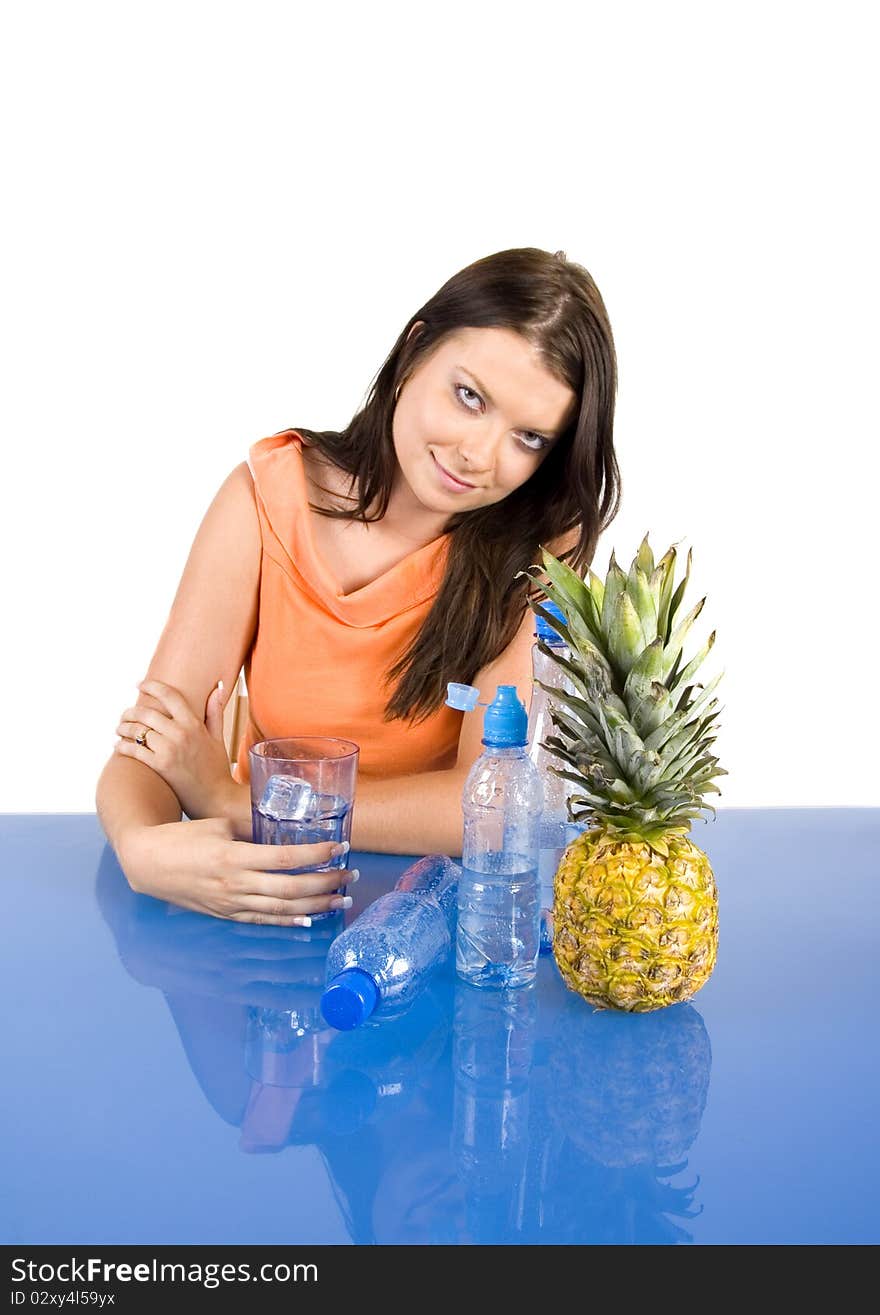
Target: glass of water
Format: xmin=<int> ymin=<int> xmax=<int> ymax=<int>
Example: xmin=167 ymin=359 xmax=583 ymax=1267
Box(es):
xmin=248 ymin=737 xmax=360 ymax=921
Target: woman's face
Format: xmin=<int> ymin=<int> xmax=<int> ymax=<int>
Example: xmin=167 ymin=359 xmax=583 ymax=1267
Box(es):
xmin=390 ymin=325 xmax=577 ymax=524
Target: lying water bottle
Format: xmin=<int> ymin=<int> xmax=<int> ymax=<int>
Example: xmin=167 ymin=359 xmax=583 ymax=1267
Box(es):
xmin=445 ymin=683 xmax=543 ymax=989
xmin=320 ymin=854 xmax=460 ymax=1030
xmin=527 ymin=599 xmax=589 ymax=953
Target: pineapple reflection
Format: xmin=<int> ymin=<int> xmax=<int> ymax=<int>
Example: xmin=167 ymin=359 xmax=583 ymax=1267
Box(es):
xmin=533 ymin=992 xmax=712 ymax=1243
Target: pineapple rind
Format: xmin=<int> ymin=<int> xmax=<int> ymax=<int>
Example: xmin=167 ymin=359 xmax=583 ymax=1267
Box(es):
xmin=553 ymin=828 xmax=718 ymax=1013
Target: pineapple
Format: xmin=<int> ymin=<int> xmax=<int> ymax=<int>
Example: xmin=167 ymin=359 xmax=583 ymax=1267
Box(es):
xmin=518 ymin=534 xmax=726 ymax=1012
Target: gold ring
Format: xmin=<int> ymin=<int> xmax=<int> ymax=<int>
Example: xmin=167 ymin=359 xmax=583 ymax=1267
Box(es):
xmin=135 ymin=727 xmax=150 ymax=748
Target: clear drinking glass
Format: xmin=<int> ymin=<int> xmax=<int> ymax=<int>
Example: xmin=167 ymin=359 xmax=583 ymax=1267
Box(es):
xmin=249 ymin=737 xmax=359 ymax=921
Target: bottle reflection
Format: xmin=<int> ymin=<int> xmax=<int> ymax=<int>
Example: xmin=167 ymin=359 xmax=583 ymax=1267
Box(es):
xmin=452 ymin=980 xmax=537 ymax=1241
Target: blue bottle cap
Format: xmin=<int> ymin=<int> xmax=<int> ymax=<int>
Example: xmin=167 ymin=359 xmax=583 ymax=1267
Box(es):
xmin=321 ymin=968 xmax=379 ymax=1031
xmin=482 ymin=684 xmax=528 ymax=747
xmin=534 ymin=599 xmax=568 ymax=643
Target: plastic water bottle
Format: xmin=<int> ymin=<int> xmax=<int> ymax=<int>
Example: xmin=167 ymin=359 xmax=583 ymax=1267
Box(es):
xmin=320 ymin=854 xmax=460 ymax=1030
xmin=444 ymin=683 xmax=542 ymax=988
xmin=527 ymin=599 xmax=589 ymax=953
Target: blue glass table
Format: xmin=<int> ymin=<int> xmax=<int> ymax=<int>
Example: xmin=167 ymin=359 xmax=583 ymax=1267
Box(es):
xmin=1 ymin=810 xmax=878 ymax=1245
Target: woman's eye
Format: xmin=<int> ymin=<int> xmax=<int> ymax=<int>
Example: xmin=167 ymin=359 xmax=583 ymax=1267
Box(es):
xmin=455 ymin=384 xmax=481 ymax=411
xmin=454 ymin=383 xmax=549 ymax=452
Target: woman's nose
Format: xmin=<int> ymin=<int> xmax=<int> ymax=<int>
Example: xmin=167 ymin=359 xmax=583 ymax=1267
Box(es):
xmin=457 ymin=425 xmax=502 ymax=471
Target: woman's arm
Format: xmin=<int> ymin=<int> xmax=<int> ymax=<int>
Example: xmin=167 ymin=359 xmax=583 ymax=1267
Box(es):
xmin=96 ymin=754 xmax=183 ymax=853
xmin=134 ymin=460 xmax=262 ymax=734
xmin=97 ymin=460 xmax=260 ymax=849
xmin=96 ymin=463 xmax=357 ymax=922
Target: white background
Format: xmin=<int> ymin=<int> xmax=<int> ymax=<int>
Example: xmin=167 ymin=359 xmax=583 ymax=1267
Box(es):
xmin=1 ymin=0 xmax=877 ymax=811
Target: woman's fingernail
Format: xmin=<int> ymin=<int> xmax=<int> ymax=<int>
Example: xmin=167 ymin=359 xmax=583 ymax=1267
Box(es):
xmin=294 ymin=915 xmax=312 ymax=927
xmin=217 ymin=679 xmax=224 ymax=693
xmin=331 ymin=841 xmax=350 ymax=857
xmin=348 ymin=869 xmax=360 ymax=883
xmin=332 ymin=895 xmax=353 ymax=910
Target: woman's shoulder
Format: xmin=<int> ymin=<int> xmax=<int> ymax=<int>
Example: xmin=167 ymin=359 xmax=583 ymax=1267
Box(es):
xmin=246 ymin=429 xmax=311 ymax=491
xmin=248 ymin=428 xmax=305 ymax=464
xmin=246 ymin=429 xmax=355 ymax=513
xmin=211 ymin=460 xmax=260 ymax=527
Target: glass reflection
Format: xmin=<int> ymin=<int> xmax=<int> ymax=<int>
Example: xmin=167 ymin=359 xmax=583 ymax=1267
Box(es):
xmin=96 ymin=845 xmax=712 ymax=1244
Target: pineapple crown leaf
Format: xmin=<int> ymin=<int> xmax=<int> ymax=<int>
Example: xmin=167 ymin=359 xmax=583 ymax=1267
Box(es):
xmin=664 ymin=545 xmax=693 ymax=640
xmin=529 ymin=599 xmax=577 ymax=650
xmin=665 ymin=646 xmax=685 ymax=691
xmin=626 ymin=558 xmax=660 ymax=646
xmin=600 ymin=556 xmax=628 ymax=636
xmin=651 ymin=546 xmax=679 ymax=641
xmin=608 ymin=589 xmax=645 ymax=679
xmin=524 ymin=575 xmax=604 ymax=663
xmin=524 ymin=536 xmax=726 ymax=825
xmin=624 ymin=635 xmax=665 ymax=684
xmin=587 ymin=568 xmax=605 ymax=614
xmin=670 ymin=630 xmax=716 ymax=692
xmin=662 ymin=596 xmax=707 ymax=681
xmin=533 ymin=646 xmax=612 ymax=713
xmin=537 ymin=545 xmax=594 ymax=612
xmin=635 ymin=532 xmax=655 ymax=578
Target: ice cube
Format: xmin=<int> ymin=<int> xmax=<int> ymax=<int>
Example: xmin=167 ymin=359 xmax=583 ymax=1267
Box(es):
xmin=311 ymin=792 xmax=348 ymax=820
xmin=258 ymin=775 xmax=314 ymax=821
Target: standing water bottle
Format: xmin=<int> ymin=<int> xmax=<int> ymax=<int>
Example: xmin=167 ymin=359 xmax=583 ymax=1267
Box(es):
xmin=444 ymin=683 xmax=543 ymax=988
xmin=320 ymin=854 xmax=460 ymax=1030
xmin=527 ymin=599 xmax=588 ymax=953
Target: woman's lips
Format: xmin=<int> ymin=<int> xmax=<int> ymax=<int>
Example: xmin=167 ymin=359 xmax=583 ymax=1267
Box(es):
xmin=431 ymin=451 xmax=476 ymax=491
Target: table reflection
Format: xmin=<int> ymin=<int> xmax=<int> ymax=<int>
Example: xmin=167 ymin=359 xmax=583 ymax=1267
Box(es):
xmin=96 ymin=845 xmax=712 ymax=1244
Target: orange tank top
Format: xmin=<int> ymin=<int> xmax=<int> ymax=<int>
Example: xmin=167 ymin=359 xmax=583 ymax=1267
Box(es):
xmin=232 ymin=430 xmax=464 ymax=783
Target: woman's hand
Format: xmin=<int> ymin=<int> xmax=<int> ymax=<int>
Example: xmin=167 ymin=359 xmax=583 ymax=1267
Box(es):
xmin=117 ymin=816 xmax=358 ymax=926
xmin=114 ymin=678 xmax=235 ymax=821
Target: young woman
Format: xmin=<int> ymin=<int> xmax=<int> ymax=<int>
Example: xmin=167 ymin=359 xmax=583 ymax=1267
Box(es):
xmin=96 ymin=246 xmax=621 ymax=926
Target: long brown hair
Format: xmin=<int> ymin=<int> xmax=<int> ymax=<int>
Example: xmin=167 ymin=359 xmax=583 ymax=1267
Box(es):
xmin=292 ymin=246 xmax=621 ymax=724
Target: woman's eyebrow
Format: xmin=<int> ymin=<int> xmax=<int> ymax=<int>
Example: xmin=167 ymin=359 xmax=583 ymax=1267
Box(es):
xmin=455 ymin=365 xmax=497 ymax=408
xmin=455 ymin=365 xmax=559 ymax=438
